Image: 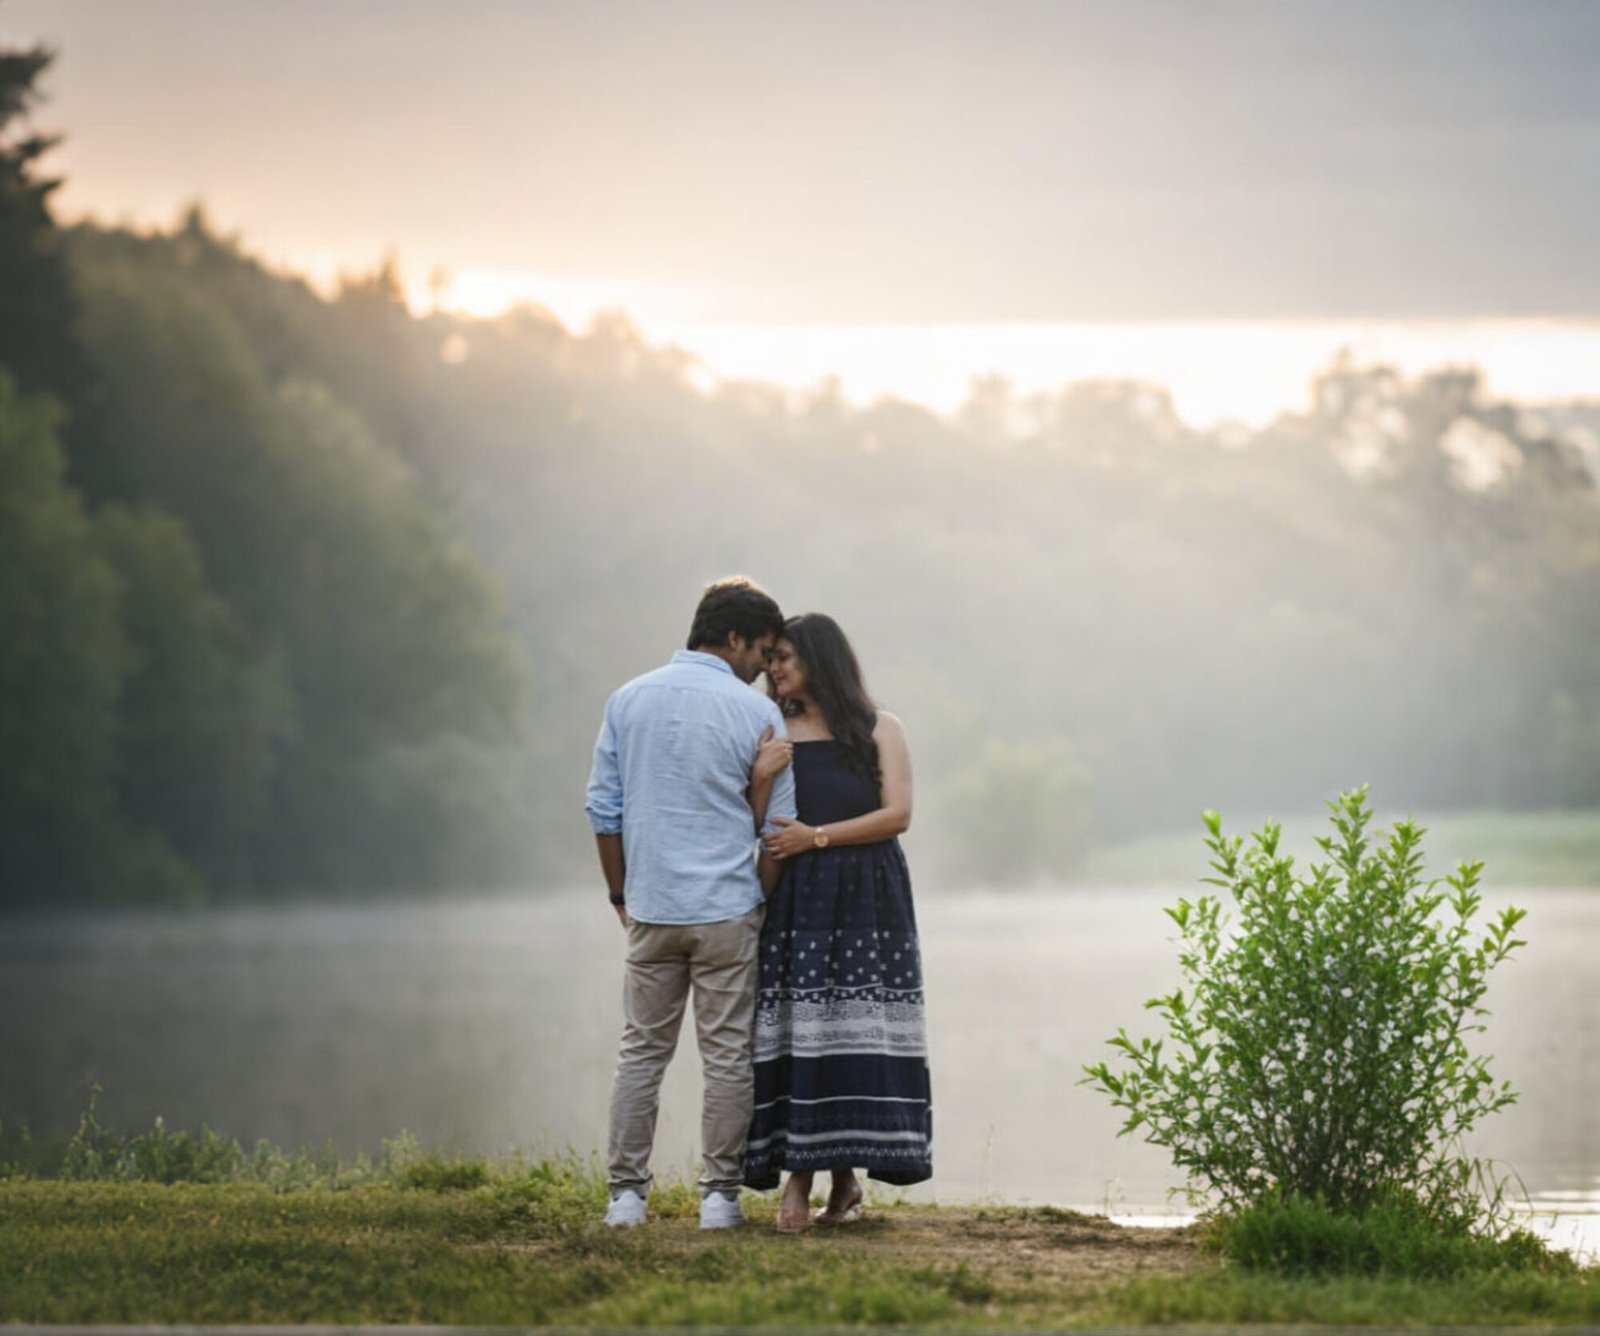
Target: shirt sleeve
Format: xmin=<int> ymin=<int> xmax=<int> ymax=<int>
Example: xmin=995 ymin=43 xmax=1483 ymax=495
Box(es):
xmin=584 ymin=698 xmax=624 ymax=835
xmin=760 ymin=706 xmax=798 ymax=836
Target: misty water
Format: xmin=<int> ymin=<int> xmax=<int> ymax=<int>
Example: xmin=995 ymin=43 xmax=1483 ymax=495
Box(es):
xmin=4 ymin=887 xmax=1597 ymax=1246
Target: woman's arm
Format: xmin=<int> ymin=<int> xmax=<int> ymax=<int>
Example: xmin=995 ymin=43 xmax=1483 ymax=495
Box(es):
xmin=764 ymin=713 xmax=912 ymax=859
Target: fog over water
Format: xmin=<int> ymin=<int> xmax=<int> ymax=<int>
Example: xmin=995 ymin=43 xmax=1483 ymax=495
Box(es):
xmin=4 ymin=888 xmax=1595 ymax=1225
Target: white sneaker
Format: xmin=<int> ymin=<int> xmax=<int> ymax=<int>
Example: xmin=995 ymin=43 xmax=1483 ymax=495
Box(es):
xmin=604 ymin=1188 xmax=648 ymax=1227
xmin=699 ymin=1191 xmax=747 ymax=1230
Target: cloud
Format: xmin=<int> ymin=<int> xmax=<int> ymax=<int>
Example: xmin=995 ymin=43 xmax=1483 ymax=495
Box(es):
xmin=8 ymin=0 xmax=1600 ymax=321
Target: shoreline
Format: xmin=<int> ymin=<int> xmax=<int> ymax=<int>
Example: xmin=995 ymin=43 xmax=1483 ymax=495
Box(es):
xmin=3 ymin=1182 xmax=1596 ymax=1327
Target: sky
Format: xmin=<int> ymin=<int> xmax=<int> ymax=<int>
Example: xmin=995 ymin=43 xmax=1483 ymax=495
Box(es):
xmin=5 ymin=0 xmax=1600 ymax=423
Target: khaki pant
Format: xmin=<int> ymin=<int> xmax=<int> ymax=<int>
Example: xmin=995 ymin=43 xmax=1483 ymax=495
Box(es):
xmin=607 ymin=904 xmax=763 ymax=1198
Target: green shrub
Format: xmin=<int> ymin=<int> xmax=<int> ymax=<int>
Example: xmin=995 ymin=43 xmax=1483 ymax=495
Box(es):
xmin=1084 ymin=787 xmax=1528 ymax=1226
xmin=1208 ymin=1191 xmax=1566 ymax=1277
xmin=58 ymin=1087 xmax=398 ymax=1188
xmin=0 ymin=1115 xmax=32 ymax=1179
xmin=492 ymin=1154 xmax=609 ymax=1238
xmin=59 ymin=1085 xmax=129 ymax=1181
xmin=127 ymin=1117 xmax=247 ymax=1184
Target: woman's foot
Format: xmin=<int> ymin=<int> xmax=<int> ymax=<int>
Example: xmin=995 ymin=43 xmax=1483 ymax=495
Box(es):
xmin=776 ymin=1171 xmax=814 ymax=1233
xmin=814 ymin=1170 xmax=863 ymax=1226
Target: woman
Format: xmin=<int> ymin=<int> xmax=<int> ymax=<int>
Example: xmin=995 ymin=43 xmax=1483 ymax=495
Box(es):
xmin=745 ymin=612 xmax=932 ymax=1232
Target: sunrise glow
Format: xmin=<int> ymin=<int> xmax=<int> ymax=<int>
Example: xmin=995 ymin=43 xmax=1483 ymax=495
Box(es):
xmin=653 ymin=320 xmax=1600 ymax=429
xmin=392 ymin=274 xmax=1600 ymax=430
xmin=415 ymin=268 xmax=710 ymax=332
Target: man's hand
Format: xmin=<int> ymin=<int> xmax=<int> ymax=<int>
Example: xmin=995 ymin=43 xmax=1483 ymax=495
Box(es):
xmin=595 ymin=833 xmax=628 ymax=925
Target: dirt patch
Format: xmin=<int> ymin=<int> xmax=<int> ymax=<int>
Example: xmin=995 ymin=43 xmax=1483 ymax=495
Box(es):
xmin=480 ymin=1203 xmax=1204 ymax=1286
xmin=795 ymin=1205 xmax=1205 ymax=1282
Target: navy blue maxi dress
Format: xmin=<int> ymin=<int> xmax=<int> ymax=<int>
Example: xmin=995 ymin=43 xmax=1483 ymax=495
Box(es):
xmin=743 ymin=739 xmax=933 ymax=1189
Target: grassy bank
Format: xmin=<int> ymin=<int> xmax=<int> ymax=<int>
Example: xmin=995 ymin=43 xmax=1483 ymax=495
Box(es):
xmin=3 ymin=1171 xmax=1596 ymax=1327
xmin=1076 ymin=808 xmax=1600 ymax=888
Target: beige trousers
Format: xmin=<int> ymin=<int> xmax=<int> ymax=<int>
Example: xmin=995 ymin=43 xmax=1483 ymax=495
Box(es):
xmin=607 ymin=903 xmax=763 ymax=1198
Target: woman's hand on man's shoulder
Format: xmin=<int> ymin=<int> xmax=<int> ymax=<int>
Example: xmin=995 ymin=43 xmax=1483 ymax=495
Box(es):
xmin=752 ymin=722 xmax=793 ymax=783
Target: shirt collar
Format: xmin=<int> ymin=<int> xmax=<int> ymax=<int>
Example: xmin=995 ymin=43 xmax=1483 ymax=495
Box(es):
xmin=672 ymin=648 xmax=737 ymax=677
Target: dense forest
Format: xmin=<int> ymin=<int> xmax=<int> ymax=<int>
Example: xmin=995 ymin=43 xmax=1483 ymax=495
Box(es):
xmin=4 ymin=44 xmax=1599 ymax=908
xmin=1 ymin=47 xmax=528 ymax=907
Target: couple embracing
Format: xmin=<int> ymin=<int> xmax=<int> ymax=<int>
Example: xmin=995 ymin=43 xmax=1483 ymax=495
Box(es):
xmin=585 ymin=576 xmax=933 ymax=1233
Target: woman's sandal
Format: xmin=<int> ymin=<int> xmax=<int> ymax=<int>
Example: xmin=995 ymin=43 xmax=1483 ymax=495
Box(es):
xmin=814 ymin=1183 xmax=864 ymax=1227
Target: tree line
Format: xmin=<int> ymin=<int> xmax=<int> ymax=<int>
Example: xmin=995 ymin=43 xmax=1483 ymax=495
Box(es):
xmin=1 ymin=48 xmax=529 ymax=907
xmin=4 ymin=41 xmax=1598 ymax=908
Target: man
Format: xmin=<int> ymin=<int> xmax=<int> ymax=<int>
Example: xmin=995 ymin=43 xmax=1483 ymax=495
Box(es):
xmin=585 ymin=576 xmax=797 ymax=1229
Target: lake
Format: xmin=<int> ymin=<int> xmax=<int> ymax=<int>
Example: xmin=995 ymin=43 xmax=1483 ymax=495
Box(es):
xmin=3 ymin=887 xmax=1596 ymax=1246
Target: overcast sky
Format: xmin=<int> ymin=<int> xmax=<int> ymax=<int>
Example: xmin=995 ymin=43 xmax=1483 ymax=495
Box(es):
xmin=5 ymin=0 xmax=1600 ymax=324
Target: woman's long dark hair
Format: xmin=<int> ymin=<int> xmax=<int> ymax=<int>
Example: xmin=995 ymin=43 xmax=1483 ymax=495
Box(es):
xmin=772 ymin=613 xmax=881 ymax=793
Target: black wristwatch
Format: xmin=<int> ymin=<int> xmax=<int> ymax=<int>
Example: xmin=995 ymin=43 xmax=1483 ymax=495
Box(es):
xmin=609 ymin=894 xmax=626 ymax=906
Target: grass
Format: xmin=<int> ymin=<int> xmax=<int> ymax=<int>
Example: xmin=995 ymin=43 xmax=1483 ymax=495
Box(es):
xmin=0 ymin=1178 xmax=1014 ymax=1326
xmin=3 ymin=1101 xmax=1593 ymax=1326
xmin=2 ymin=1162 xmax=1596 ymax=1327
xmin=1076 ymin=807 xmax=1600 ymax=888
xmin=1090 ymin=1268 xmax=1600 ymax=1326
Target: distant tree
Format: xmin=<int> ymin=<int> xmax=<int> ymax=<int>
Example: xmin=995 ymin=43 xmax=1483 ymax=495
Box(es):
xmin=68 ymin=245 xmax=532 ymax=894
xmin=935 ymin=736 xmax=1093 ymax=884
xmin=95 ymin=503 xmax=292 ymax=894
xmin=0 ymin=42 xmax=91 ymax=410
xmin=0 ymin=376 xmax=123 ymax=906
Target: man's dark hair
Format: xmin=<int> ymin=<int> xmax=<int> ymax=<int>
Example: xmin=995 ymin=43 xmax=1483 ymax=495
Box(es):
xmin=687 ymin=576 xmax=783 ymax=650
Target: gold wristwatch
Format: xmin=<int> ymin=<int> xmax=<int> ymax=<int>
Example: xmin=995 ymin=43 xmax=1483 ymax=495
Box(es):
xmin=812 ymin=826 xmax=830 ymax=849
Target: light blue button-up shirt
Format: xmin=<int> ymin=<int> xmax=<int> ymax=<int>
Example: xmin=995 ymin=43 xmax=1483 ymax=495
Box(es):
xmin=586 ymin=649 xmax=798 ymax=925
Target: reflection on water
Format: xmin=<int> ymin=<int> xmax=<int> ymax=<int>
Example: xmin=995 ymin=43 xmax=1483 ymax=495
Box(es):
xmin=2 ymin=888 xmax=1596 ymax=1224
xmin=1518 ymin=1190 xmax=1600 ymax=1262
